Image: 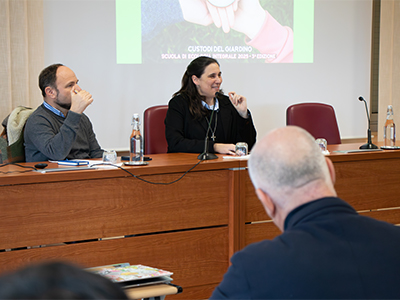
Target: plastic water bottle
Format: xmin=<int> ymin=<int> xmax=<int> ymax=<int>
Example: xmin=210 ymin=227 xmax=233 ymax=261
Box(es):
xmin=384 ymin=105 xmax=396 ymax=147
xmin=130 ymin=113 xmax=144 ymax=163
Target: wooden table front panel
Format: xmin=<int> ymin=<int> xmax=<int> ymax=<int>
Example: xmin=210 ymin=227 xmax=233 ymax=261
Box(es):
xmin=243 ymin=172 xmax=269 ymax=223
xmin=0 ymin=226 xmax=229 ymax=299
xmin=243 ymin=208 xmax=400 ymax=249
xmin=0 ymin=169 xmax=230 ymax=250
xmin=334 ymin=157 xmax=400 ymax=211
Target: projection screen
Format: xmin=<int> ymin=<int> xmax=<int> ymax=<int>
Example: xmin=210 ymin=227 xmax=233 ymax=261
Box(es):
xmin=43 ymin=0 xmax=372 ymax=150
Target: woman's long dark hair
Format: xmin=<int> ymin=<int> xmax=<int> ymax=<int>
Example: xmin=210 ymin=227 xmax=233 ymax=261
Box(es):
xmin=173 ymin=56 xmax=219 ymax=120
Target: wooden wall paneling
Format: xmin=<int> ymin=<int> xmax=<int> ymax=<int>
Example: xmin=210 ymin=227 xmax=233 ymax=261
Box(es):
xmin=378 ymin=0 xmax=400 ymax=141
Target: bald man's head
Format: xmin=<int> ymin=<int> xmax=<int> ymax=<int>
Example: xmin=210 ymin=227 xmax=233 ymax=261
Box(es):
xmin=249 ymin=126 xmax=332 ymax=196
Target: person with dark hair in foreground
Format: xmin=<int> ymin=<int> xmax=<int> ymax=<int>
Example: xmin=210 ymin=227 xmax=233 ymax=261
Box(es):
xmin=165 ymin=56 xmax=256 ymax=155
xmin=210 ymin=126 xmax=400 ymax=299
xmin=0 ymin=261 xmax=128 ymax=299
xmin=24 ymin=64 xmax=103 ymax=162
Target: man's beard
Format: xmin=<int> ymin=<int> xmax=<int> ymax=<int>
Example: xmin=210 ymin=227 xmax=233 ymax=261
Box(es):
xmin=54 ymin=88 xmax=71 ymax=110
xmin=57 ymin=101 xmax=71 ymax=110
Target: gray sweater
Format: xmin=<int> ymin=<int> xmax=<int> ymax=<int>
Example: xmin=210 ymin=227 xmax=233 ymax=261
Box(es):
xmin=24 ymin=104 xmax=103 ymax=162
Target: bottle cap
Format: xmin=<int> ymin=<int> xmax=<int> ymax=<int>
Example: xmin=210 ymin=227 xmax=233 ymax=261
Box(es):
xmin=131 ymin=113 xmax=140 ymax=125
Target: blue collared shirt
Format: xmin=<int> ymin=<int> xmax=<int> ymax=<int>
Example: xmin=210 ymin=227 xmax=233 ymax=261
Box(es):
xmin=202 ymin=98 xmax=219 ymax=111
xmin=43 ymin=101 xmax=65 ymax=118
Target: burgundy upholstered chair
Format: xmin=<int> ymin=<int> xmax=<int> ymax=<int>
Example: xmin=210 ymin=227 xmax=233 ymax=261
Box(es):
xmin=286 ymin=103 xmax=341 ymax=144
xmin=143 ymin=105 xmax=168 ymax=154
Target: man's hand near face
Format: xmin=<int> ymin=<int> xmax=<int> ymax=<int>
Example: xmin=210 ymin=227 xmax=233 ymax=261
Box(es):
xmin=70 ymin=89 xmax=94 ymax=114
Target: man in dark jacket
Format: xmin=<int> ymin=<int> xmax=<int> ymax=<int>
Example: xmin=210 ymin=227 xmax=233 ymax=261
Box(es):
xmin=211 ymin=125 xmax=400 ymax=299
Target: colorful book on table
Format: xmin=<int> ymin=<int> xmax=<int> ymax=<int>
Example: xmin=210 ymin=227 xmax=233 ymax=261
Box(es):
xmin=87 ymin=263 xmax=173 ymax=287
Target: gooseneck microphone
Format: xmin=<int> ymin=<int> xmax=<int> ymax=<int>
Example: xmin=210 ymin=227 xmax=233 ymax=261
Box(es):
xmin=198 ymin=92 xmax=219 ymax=160
xmin=358 ymin=96 xmax=378 ymax=149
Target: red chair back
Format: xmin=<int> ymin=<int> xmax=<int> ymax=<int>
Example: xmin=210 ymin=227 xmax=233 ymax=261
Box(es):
xmin=286 ymin=103 xmax=341 ymax=144
xmin=143 ymin=105 xmax=168 ymax=154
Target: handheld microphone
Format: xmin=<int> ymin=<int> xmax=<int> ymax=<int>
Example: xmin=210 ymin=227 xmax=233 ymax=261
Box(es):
xmin=198 ymin=92 xmax=219 ymax=160
xmin=358 ymin=96 xmax=378 ymax=149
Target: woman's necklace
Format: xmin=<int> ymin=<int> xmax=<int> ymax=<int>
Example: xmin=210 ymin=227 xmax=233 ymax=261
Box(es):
xmin=205 ymin=112 xmax=218 ymax=141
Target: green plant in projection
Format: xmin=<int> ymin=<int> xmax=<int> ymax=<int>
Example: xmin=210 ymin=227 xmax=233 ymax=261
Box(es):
xmin=142 ymin=0 xmax=293 ymax=63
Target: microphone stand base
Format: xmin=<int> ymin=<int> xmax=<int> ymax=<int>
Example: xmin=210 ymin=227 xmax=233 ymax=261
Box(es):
xmin=198 ymin=152 xmax=218 ymax=160
xmin=359 ymin=143 xmax=378 ymax=150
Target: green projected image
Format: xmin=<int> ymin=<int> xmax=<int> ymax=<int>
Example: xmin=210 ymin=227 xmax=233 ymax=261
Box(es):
xmin=116 ymin=0 xmax=314 ymax=64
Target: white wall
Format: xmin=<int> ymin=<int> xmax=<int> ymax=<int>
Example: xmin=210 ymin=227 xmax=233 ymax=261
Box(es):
xmin=43 ymin=0 xmax=372 ymax=150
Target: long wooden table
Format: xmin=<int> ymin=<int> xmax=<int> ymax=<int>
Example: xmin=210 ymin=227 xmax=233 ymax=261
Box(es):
xmin=1 ymin=144 xmax=400 ymax=299
xmin=0 ymin=154 xmax=240 ymax=299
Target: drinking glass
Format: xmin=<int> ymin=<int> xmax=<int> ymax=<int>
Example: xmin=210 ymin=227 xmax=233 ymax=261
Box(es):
xmin=315 ymin=138 xmax=328 ymax=153
xmin=235 ymin=142 xmax=248 ymax=156
xmin=102 ymin=150 xmax=117 ymax=164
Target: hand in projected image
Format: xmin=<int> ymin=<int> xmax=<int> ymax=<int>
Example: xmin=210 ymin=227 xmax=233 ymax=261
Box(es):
xmin=229 ymin=0 xmax=266 ymax=40
xmin=179 ymin=0 xmax=239 ymax=33
xmin=230 ymin=0 xmax=293 ymax=62
xmin=205 ymin=0 xmax=239 ymax=33
xmin=179 ymin=0 xmax=213 ymax=26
